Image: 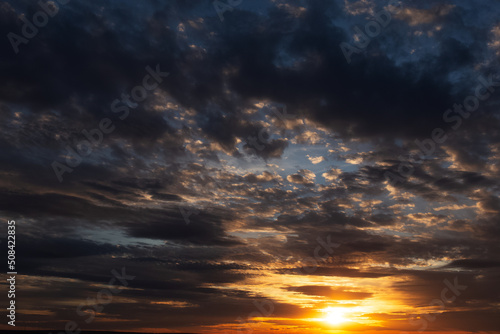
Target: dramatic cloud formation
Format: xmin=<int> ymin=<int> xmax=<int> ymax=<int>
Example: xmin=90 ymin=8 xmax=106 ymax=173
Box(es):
xmin=0 ymin=0 xmax=499 ymax=333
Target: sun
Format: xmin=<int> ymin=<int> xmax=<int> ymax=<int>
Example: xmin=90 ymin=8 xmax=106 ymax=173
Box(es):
xmin=322 ymin=307 xmax=348 ymax=325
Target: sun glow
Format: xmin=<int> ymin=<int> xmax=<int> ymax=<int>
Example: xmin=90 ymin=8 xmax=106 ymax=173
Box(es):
xmin=322 ymin=307 xmax=349 ymax=325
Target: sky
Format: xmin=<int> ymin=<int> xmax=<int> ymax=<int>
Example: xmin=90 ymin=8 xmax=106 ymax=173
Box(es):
xmin=0 ymin=0 xmax=500 ymax=333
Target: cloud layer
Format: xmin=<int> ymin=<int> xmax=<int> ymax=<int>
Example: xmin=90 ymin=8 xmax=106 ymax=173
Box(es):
xmin=0 ymin=0 xmax=499 ymax=332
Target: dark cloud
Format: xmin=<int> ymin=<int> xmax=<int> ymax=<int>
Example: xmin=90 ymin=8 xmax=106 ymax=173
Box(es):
xmin=289 ymin=286 xmax=373 ymax=300
xmin=1 ymin=0 xmax=500 ymax=331
xmin=446 ymin=259 xmax=500 ymax=269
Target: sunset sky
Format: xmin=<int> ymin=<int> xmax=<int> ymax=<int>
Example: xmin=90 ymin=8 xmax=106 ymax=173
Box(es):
xmin=1 ymin=0 xmax=500 ymax=333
